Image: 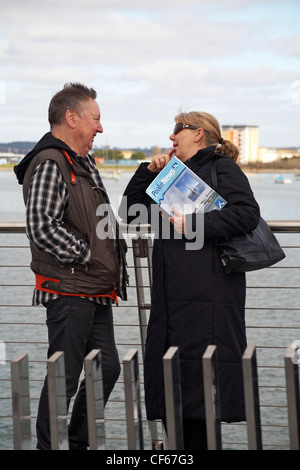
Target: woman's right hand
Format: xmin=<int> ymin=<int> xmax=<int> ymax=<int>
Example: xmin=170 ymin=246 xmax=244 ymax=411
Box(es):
xmin=147 ymin=149 xmax=175 ymax=173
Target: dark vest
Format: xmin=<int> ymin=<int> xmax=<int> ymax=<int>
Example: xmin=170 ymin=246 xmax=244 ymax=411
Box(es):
xmin=23 ymin=148 xmax=122 ymax=298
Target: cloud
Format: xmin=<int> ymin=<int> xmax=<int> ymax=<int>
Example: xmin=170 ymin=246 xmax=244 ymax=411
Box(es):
xmin=271 ymin=33 xmax=300 ymax=57
xmin=0 ymin=7 xmax=246 ymax=68
xmin=0 ymin=0 xmax=299 ymax=147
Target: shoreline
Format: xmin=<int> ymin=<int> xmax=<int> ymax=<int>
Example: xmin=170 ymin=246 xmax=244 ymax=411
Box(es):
xmin=0 ymin=164 xmax=139 ymax=172
xmin=1 ymin=165 xmax=299 ymax=174
xmin=240 ymin=168 xmax=299 ymax=174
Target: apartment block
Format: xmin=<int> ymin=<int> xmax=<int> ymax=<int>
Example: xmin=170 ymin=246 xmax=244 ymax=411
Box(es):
xmin=222 ymin=125 xmax=259 ymax=164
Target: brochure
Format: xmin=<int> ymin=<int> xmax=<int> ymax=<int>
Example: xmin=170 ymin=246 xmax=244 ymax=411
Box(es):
xmin=146 ymin=156 xmax=227 ymax=215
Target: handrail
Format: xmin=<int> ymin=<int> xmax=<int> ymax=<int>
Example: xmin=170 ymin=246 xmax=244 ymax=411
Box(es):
xmin=1 ymin=220 xmax=300 ymax=234
xmin=265 ymin=220 xmax=300 ymax=233
xmin=0 ymin=221 xmax=27 ymax=233
xmin=0 ymin=220 xmax=299 ymax=450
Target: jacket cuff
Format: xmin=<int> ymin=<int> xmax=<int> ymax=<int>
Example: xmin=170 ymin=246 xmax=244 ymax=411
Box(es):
xmin=77 ymin=244 xmax=91 ymax=265
xmin=136 ymin=162 xmax=158 ymax=180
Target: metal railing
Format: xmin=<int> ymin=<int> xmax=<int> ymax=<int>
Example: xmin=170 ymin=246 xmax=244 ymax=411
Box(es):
xmin=9 ymin=341 xmax=300 ymax=450
xmin=0 ymin=220 xmax=300 ymax=450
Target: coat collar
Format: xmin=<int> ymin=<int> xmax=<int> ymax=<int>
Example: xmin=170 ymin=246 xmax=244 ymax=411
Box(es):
xmin=184 ymin=145 xmax=218 ymax=168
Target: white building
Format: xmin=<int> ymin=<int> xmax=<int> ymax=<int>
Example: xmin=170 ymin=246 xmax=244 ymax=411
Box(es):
xmin=257 ymin=147 xmax=278 ymax=163
xmin=0 ymin=152 xmax=24 ymax=164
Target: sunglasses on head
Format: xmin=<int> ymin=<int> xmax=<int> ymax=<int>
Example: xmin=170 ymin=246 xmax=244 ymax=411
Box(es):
xmin=173 ymin=123 xmax=198 ymax=135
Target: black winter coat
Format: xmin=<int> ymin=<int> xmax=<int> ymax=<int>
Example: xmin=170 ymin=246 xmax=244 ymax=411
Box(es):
xmin=119 ymin=146 xmax=260 ymax=423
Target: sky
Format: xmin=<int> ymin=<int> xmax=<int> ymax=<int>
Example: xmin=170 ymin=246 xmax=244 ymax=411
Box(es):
xmin=0 ymin=0 xmax=300 ymax=150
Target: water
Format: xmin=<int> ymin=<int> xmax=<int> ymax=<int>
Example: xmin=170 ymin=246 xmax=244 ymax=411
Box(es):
xmin=1 ymin=169 xmax=299 ymax=221
xmin=0 ymin=168 xmax=299 ymax=450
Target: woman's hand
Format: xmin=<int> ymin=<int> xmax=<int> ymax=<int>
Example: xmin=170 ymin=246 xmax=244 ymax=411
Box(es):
xmin=147 ymin=149 xmax=175 ymax=173
xmin=169 ymin=206 xmax=186 ymax=234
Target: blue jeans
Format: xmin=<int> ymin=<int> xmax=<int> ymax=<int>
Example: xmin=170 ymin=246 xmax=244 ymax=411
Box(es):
xmin=36 ymin=296 xmax=120 ymax=450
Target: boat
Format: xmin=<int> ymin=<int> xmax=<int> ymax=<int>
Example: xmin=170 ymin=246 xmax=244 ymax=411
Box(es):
xmin=273 ymin=174 xmax=292 ymax=184
xmin=101 ymin=169 xmax=122 ymax=181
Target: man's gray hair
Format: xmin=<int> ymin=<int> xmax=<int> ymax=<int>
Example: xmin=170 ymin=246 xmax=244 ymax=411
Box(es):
xmin=48 ymin=82 xmax=97 ymax=126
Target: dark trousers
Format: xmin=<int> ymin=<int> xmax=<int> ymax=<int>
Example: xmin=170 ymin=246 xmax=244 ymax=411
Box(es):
xmin=182 ymin=419 xmax=207 ymax=450
xmin=163 ymin=418 xmax=207 ymax=450
xmin=36 ymin=296 xmax=120 ymax=450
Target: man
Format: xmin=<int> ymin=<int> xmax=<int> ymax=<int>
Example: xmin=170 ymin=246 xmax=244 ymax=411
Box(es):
xmin=14 ymin=83 xmax=128 ymax=450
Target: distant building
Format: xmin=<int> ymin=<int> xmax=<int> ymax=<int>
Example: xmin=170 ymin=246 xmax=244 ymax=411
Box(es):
xmin=120 ymin=150 xmax=134 ymax=160
xmin=0 ymin=152 xmax=24 ymax=164
xmin=221 ymin=125 xmax=259 ymax=164
xmin=257 ymin=147 xmax=278 ymax=163
xmin=276 ymin=148 xmax=300 ymax=159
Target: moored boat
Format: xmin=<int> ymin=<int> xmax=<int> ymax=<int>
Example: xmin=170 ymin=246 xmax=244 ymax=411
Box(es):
xmin=273 ymin=174 xmax=292 ymax=184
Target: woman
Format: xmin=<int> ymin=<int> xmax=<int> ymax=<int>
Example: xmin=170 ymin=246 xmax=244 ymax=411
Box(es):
xmin=119 ymin=111 xmax=260 ymax=450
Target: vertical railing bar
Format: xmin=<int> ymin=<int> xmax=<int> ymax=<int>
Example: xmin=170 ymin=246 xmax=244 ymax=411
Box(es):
xmin=10 ymin=353 xmax=31 ymax=450
xmin=284 ymin=343 xmax=300 ymax=450
xmin=132 ymin=237 xmax=149 ymax=360
xmin=242 ymin=345 xmax=263 ymax=450
xmin=123 ymin=348 xmax=144 ymax=450
xmin=162 ymin=346 xmax=184 ymax=450
xmin=146 ymin=236 xmax=153 ymax=288
xmin=202 ymin=345 xmax=222 ymax=450
xmin=84 ymin=349 xmax=105 ymax=450
xmin=47 ymin=351 xmax=69 ymax=450
xmin=132 ymin=236 xmax=160 ymax=448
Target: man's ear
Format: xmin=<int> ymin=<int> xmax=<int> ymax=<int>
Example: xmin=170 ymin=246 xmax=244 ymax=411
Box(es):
xmin=65 ymin=109 xmax=77 ymax=129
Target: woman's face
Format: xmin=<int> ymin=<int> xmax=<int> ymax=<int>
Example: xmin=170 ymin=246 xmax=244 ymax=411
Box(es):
xmin=169 ymin=123 xmax=204 ymax=162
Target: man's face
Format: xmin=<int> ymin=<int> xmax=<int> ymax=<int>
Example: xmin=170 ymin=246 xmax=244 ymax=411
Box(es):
xmin=75 ymin=98 xmax=103 ymax=156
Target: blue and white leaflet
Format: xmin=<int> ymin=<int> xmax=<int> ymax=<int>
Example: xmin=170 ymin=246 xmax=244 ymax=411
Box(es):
xmin=146 ymin=157 xmax=227 ymax=215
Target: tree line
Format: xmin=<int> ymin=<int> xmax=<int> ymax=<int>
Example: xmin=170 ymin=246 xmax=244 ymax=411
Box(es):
xmin=92 ymin=149 xmax=146 ymax=160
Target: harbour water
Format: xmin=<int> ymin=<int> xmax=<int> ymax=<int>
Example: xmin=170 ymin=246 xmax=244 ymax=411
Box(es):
xmin=0 ymin=167 xmax=299 ymax=450
xmin=1 ymin=168 xmax=299 ymax=221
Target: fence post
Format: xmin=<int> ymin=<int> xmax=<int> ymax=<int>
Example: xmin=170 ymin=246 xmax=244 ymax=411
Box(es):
xmin=162 ymin=346 xmax=184 ymax=450
xmin=47 ymin=351 xmax=69 ymax=450
xmin=242 ymin=345 xmax=262 ymax=450
xmin=123 ymin=348 xmax=144 ymax=450
xmin=132 ymin=237 xmax=151 ymax=361
xmin=132 ymin=235 xmax=162 ymax=450
xmin=285 ymin=343 xmax=300 ymax=450
xmin=10 ymin=354 xmax=31 ymax=450
xmin=202 ymin=345 xmax=222 ymax=450
xmin=84 ymin=349 xmax=105 ymax=450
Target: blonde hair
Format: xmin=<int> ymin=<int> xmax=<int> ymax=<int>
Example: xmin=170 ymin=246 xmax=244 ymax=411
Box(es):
xmin=174 ymin=111 xmax=239 ymax=162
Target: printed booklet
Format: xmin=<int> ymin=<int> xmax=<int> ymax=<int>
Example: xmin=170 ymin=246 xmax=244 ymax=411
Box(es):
xmin=146 ymin=156 xmax=227 ymax=215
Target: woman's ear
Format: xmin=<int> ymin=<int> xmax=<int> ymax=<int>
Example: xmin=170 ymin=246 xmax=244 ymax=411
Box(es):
xmin=194 ymin=127 xmax=204 ymax=143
